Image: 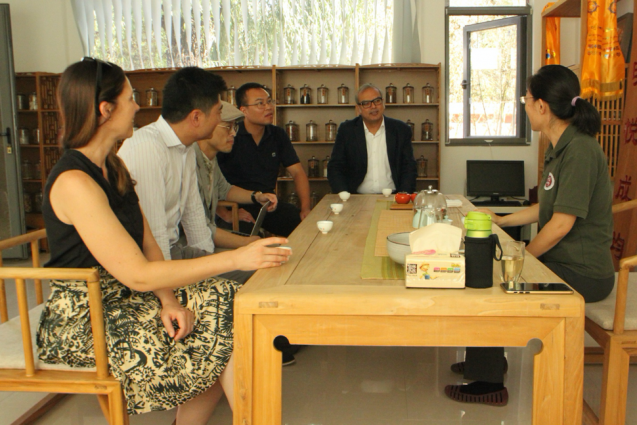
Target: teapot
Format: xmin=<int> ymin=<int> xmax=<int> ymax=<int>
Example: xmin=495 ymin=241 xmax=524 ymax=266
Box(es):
xmin=412 ymin=187 xmax=437 ymax=228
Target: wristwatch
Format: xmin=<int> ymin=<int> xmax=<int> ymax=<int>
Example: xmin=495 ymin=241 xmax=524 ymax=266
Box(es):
xmin=251 ymin=191 xmax=262 ymax=205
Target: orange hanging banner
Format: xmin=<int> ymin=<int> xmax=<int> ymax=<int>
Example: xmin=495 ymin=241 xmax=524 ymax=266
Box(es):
xmin=542 ymin=3 xmax=560 ymax=65
xmin=580 ymin=0 xmax=625 ymax=100
xmin=611 ymin=16 xmax=637 ymax=269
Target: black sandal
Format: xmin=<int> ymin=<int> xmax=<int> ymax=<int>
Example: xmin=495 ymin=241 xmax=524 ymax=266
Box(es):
xmin=444 ymin=384 xmax=509 ymax=406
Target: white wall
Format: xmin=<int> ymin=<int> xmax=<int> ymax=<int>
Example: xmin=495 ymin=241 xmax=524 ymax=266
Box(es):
xmin=5 ymin=0 xmax=83 ymax=73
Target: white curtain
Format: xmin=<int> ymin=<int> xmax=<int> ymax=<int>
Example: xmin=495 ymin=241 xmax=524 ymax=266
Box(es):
xmin=70 ymin=0 xmax=417 ymax=70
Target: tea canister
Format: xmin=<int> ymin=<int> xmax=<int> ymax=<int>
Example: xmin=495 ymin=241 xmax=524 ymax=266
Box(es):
xmin=323 ymin=155 xmax=330 ymax=177
xmin=308 ymin=156 xmax=320 ymax=178
xmin=28 ymin=92 xmax=38 ymax=110
xmin=146 ymin=88 xmax=158 ymax=106
xmin=403 ymin=83 xmax=414 ymax=104
xmin=386 ymin=83 xmax=397 ymax=104
xmin=33 ymin=191 xmax=43 ymax=213
xmin=227 ymin=86 xmax=237 ymax=106
xmin=325 ymin=120 xmax=337 ymax=141
xmin=310 ymin=191 xmax=320 ymax=209
xmin=285 ymin=120 xmax=300 ymax=142
xmin=33 ymin=160 xmax=42 ymax=180
xmin=405 ymin=119 xmax=415 ymax=142
xmin=422 ymin=83 xmax=434 ymax=104
xmin=306 ymin=120 xmax=318 ymax=142
xmin=132 ymin=88 xmax=141 ymax=105
xmin=23 ymin=193 xmax=33 ymax=213
xmin=17 ymin=93 xmax=27 ymax=110
xmin=300 ymin=84 xmax=312 ymax=104
xmin=18 ymin=128 xmax=30 ymax=145
xmin=21 ymin=159 xmax=32 ymax=180
xmin=317 ymin=84 xmax=329 ymax=104
xmin=422 ymin=119 xmax=434 ymax=141
xmin=337 ymin=83 xmax=349 ymax=104
xmin=33 ymin=128 xmax=40 ymax=143
xmin=283 ymin=84 xmax=296 ymax=104
xmin=287 ymin=192 xmax=300 ymax=208
xmin=417 ymin=155 xmax=428 ymax=177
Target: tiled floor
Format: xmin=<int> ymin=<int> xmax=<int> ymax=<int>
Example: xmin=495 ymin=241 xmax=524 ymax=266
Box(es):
xmin=1 ymin=255 xmax=636 ymax=424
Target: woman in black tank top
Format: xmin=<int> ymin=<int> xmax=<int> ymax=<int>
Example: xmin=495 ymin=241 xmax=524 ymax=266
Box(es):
xmin=37 ymin=59 xmax=290 ymax=422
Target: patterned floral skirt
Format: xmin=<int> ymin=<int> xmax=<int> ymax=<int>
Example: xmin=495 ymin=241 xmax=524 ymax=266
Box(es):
xmin=37 ymin=267 xmax=242 ymax=415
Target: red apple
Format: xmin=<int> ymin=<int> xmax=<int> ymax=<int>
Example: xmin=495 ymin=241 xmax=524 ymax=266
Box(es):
xmin=395 ymin=192 xmax=411 ymax=204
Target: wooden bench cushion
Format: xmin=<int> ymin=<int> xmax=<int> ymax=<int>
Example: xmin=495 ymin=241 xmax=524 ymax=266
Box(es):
xmin=0 ymin=304 xmax=96 ymax=372
xmin=586 ymin=272 xmax=637 ymax=331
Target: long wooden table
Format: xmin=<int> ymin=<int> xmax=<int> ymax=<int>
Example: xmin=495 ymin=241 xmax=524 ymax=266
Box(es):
xmin=233 ymin=194 xmax=584 ymax=425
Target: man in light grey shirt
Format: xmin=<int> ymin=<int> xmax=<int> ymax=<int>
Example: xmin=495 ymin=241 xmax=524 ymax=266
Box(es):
xmin=194 ymin=101 xmax=277 ymax=249
xmin=118 ymin=67 xmax=225 ymax=262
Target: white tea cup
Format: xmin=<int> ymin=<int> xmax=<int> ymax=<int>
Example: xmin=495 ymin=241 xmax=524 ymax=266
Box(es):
xmin=279 ymin=246 xmax=292 ymax=264
xmin=382 ymin=188 xmax=393 ymax=197
xmin=330 ymin=203 xmax=344 ymax=214
xmin=338 ymin=191 xmax=351 ymax=202
xmin=317 ymin=220 xmax=333 ymax=234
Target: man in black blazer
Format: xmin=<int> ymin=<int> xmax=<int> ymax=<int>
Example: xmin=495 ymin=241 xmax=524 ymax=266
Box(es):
xmin=328 ymin=83 xmax=417 ymax=194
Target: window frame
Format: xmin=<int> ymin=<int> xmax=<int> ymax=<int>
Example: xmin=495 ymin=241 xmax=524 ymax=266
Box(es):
xmin=445 ymin=5 xmax=532 ymax=146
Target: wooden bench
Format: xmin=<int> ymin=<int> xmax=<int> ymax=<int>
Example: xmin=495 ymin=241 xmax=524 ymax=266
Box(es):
xmin=0 ymin=229 xmax=128 ymax=425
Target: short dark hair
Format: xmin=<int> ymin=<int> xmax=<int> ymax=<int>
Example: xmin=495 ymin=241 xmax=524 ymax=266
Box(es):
xmin=527 ymin=65 xmax=601 ymax=136
xmin=355 ymin=83 xmax=382 ymax=104
xmin=161 ymin=67 xmax=227 ymax=123
xmin=236 ymin=82 xmax=268 ymax=108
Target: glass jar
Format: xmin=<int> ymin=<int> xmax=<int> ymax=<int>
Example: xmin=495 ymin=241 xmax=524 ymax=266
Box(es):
xmin=405 ymin=119 xmax=415 ymax=142
xmin=18 ymin=128 xmax=30 ymax=145
xmin=300 ymin=84 xmax=312 ymax=104
xmin=21 ymin=159 xmax=32 ymax=180
xmin=325 ymin=120 xmax=337 ymax=141
xmin=33 ymin=128 xmax=41 ymax=143
xmin=403 ymin=83 xmax=414 ymax=104
xmin=287 ymin=192 xmax=300 ymax=208
xmin=146 ymin=88 xmax=158 ymax=106
xmin=317 ymin=84 xmax=329 ymax=104
xmin=227 ymin=86 xmax=237 ymax=106
xmin=33 ymin=160 xmax=42 ymax=180
xmin=132 ymin=88 xmax=141 ymax=105
xmin=33 ymin=191 xmax=43 ymax=213
xmin=17 ymin=93 xmax=27 ymax=110
xmin=306 ymin=120 xmax=318 ymax=142
xmin=285 ymin=120 xmax=299 ymax=142
xmin=283 ymin=84 xmax=296 ymax=104
xmin=337 ymin=83 xmax=349 ymax=104
xmin=29 ymin=92 xmax=38 ymax=110
xmin=323 ymin=155 xmax=330 ymax=177
xmin=422 ymin=119 xmax=434 ymax=141
xmin=308 ymin=155 xmax=320 ymax=178
xmin=422 ymin=83 xmax=434 ymax=104
xmin=23 ymin=192 xmax=33 ymax=213
xmin=310 ymin=191 xmax=319 ymax=209
xmin=386 ymin=83 xmax=397 ymax=104
xmin=416 ymin=155 xmax=428 ymax=177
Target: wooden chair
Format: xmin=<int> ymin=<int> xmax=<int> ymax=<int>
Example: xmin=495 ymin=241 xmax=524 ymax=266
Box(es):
xmin=218 ymin=200 xmax=240 ymax=231
xmin=0 ymin=229 xmax=128 ymax=425
xmin=583 ymin=199 xmax=637 ymax=425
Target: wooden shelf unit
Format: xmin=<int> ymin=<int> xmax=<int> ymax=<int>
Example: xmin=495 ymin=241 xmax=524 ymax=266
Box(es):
xmin=16 ymin=72 xmax=62 ymax=249
xmin=125 ymin=64 xmax=442 ymax=206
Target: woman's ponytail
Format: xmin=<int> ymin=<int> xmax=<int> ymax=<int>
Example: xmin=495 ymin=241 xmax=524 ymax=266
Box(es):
xmin=570 ymin=97 xmax=601 ymax=136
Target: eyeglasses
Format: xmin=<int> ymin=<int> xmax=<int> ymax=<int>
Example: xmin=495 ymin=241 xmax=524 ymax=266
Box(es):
xmin=82 ymin=57 xmax=115 ymax=115
xmin=245 ymin=98 xmax=273 ymax=110
xmin=217 ymin=122 xmax=240 ymax=134
xmin=520 ymin=95 xmax=534 ymax=104
xmin=358 ymin=97 xmax=383 ymax=109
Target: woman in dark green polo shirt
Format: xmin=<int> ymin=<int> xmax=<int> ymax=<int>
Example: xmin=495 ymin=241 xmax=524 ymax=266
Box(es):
xmin=445 ymin=64 xmax=614 ymax=406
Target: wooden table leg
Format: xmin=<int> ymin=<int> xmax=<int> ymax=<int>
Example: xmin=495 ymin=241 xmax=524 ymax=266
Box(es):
xmin=533 ymin=319 xmax=565 ymax=425
xmin=564 ymin=315 xmax=584 ymax=425
xmin=599 ymin=338 xmax=630 ymax=425
xmin=252 ymin=315 xmax=282 ymax=425
xmin=234 ymin=313 xmax=254 ymax=425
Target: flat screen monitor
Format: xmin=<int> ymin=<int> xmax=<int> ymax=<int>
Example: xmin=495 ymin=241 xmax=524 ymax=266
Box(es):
xmin=466 ymin=160 xmax=525 ymax=203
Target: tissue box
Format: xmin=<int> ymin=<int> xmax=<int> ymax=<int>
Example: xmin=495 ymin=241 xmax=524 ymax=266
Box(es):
xmin=405 ymin=253 xmax=465 ymax=289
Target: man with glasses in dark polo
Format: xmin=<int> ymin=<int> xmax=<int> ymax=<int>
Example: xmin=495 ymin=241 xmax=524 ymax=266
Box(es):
xmin=217 ymin=83 xmax=311 ymax=237
xmin=328 ymin=83 xmax=417 ymax=195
